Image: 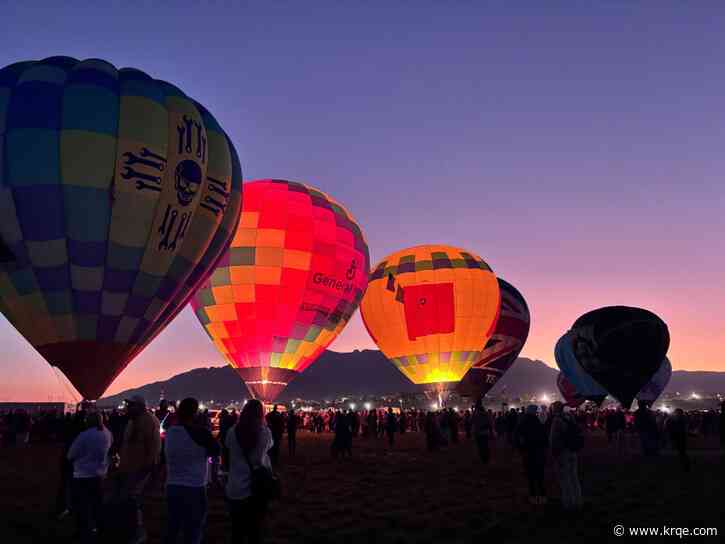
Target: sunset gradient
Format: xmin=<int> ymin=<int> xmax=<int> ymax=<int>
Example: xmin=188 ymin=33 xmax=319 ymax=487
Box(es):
xmin=1 ymin=2 xmax=723 ymax=401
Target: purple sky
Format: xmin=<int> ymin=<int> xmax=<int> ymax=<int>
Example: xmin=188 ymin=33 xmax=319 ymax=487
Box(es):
xmin=2 ymin=3 xmax=724 ymax=401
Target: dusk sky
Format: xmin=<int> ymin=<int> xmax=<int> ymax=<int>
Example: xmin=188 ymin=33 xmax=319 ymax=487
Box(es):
xmin=1 ymin=2 xmax=724 ymax=401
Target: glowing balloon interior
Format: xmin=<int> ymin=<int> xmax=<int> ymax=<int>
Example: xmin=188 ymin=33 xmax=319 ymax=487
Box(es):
xmin=191 ymin=180 xmax=369 ymax=402
xmin=361 ymin=245 xmax=500 ymax=390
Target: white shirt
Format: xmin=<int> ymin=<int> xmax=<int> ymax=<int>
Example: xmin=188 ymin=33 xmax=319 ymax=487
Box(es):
xmin=225 ymin=424 xmax=273 ymax=500
xmin=164 ymin=426 xmax=211 ymax=488
xmin=67 ymin=427 xmax=113 ymax=478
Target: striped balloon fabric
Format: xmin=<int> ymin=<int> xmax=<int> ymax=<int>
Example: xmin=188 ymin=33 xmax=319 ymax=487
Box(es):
xmin=191 ymin=180 xmax=369 ymax=402
xmin=0 ymin=56 xmax=243 ymax=399
xmin=457 ymin=278 xmax=530 ymax=398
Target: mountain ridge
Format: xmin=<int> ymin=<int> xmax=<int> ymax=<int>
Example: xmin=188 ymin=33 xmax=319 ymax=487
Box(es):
xmin=100 ymin=350 xmax=725 ymax=406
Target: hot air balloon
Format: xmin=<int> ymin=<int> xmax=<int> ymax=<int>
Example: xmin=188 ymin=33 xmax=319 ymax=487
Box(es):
xmin=558 ymin=357 xmax=672 ymax=408
xmin=554 ymin=331 xmax=607 ymax=404
xmin=457 ymin=278 xmax=529 ymax=399
xmin=360 ymin=245 xmax=500 ymax=403
xmin=191 ymin=180 xmax=369 ymax=402
xmin=0 ymin=57 xmax=243 ymax=399
xmin=571 ymin=306 xmax=669 ymax=408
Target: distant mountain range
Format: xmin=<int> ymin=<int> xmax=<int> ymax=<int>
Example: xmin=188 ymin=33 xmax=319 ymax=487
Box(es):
xmin=100 ymin=350 xmax=725 ymax=406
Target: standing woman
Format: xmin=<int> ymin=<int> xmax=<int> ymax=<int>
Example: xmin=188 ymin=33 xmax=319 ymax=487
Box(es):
xmin=67 ymin=411 xmax=113 ymax=544
xmin=226 ymin=399 xmax=274 ymax=543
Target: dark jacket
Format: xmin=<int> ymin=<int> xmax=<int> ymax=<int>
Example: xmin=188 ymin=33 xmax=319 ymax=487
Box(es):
xmin=515 ymin=413 xmax=548 ymax=453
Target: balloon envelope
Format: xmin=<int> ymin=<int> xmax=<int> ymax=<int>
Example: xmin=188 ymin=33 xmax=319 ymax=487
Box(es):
xmin=571 ymin=306 xmax=669 ymax=408
xmin=457 ymin=278 xmax=530 ymax=398
xmin=360 ymin=245 xmax=500 ymax=391
xmin=0 ymin=57 xmax=242 ymax=399
xmin=560 ymin=357 xmax=672 ymax=407
xmin=557 ymin=372 xmax=586 ymax=408
xmin=555 ymin=331 xmax=607 ymax=402
xmin=191 ymin=180 xmax=369 ymax=402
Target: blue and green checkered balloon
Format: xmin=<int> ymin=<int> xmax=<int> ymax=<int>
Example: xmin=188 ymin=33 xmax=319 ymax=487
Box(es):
xmin=0 ymin=56 xmax=243 ymax=399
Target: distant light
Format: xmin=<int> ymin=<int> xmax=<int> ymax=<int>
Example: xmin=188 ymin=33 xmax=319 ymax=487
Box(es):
xmin=199 ymin=403 xmax=206 ymax=411
xmin=540 ymin=394 xmax=550 ymax=404
xmin=430 ymin=402 xmax=438 ymax=410
xmin=690 ymin=393 xmax=700 ymax=400
xmin=662 ymin=406 xmax=672 ymax=413
xmin=364 ymin=402 xmax=372 ymax=410
xmin=453 ymin=406 xmax=459 ymax=412
xmin=349 ymin=403 xmax=356 ymax=410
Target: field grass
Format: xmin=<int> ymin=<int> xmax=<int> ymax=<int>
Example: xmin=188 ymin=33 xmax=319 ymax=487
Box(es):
xmin=1 ymin=431 xmax=722 ymax=543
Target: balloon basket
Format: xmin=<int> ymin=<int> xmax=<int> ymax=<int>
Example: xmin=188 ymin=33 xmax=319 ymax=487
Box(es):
xmin=423 ymin=383 xmax=456 ymax=409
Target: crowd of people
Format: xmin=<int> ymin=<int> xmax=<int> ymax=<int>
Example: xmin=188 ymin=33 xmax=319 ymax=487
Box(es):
xmin=1 ymin=398 xmax=724 ymax=543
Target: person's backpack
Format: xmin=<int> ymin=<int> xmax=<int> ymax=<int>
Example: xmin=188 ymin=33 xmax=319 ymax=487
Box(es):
xmin=563 ymin=418 xmax=585 ymax=452
xmin=243 ymin=450 xmax=281 ymax=502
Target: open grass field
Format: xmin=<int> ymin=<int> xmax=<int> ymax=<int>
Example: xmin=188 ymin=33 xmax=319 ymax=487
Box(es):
xmin=1 ymin=431 xmax=722 ymax=543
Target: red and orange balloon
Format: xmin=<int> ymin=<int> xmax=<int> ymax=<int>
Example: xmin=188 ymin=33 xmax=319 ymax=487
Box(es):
xmin=191 ymin=180 xmax=369 ymax=401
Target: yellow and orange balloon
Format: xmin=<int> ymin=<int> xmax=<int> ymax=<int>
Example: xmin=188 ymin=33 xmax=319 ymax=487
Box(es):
xmin=360 ymin=245 xmax=500 ymax=394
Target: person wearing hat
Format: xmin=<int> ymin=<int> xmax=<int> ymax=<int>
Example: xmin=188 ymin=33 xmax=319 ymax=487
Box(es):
xmin=116 ymin=395 xmax=161 ymax=544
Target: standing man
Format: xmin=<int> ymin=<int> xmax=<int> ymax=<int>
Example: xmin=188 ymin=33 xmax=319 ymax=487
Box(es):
xmin=117 ymin=395 xmax=161 ymax=544
xmin=163 ymin=398 xmax=220 ymax=544
xmin=463 ymin=409 xmax=472 ymax=440
xmin=472 ymin=400 xmax=493 ymax=464
xmin=155 ymin=399 xmax=170 ymax=423
xmin=549 ymin=402 xmax=583 ymax=512
xmin=287 ymin=408 xmax=298 ymax=457
xmin=67 ymin=412 xmax=113 ymax=544
xmin=266 ymin=405 xmax=285 ymax=467
xmin=514 ymin=405 xmax=548 ymax=504
xmin=666 ymin=408 xmax=691 ymax=472
xmin=366 ymin=409 xmax=377 ymax=439
xmin=385 ymin=408 xmax=397 ymax=448
xmin=634 ymin=402 xmax=659 ymax=456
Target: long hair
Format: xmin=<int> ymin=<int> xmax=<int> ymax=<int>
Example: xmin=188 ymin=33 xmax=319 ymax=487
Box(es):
xmin=235 ymin=399 xmax=264 ymax=454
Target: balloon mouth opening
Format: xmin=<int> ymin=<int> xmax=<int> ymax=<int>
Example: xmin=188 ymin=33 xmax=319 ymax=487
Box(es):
xmin=234 ymin=367 xmax=299 ymax=403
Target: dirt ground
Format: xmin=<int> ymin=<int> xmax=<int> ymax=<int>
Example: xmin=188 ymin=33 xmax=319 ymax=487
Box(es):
xmin=1 ymin=431 xmax=722 ymax=543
